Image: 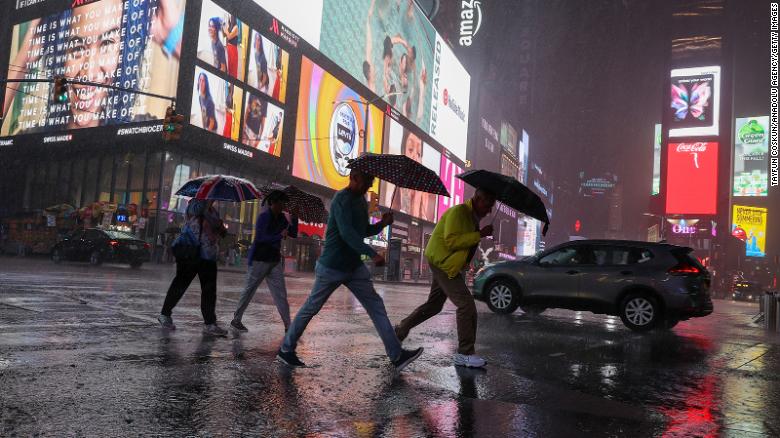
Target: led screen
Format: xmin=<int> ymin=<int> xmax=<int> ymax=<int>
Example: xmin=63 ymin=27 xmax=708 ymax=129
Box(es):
xmin=500 ymin=122 xmax=518 ymax=157
xmin=733 ymin=116 xmax=769 ymax=197
xmin=438 ymin=155 xmax=464 ymax=220
xmin=428 ymin=35 xmax=470 ymax=162
xmin=1 ymin=0 xmax=187 ymax=136
xmin=241 ymin=90 xmax=284 ymax=156
xmin=292 ymin=57 xmax=383 ymax=190
xmin=518 ymin=130 xmax=529 ymax=184
xmin=379 ymin=117 xmax=437 ymax=221
xmin=196 ymin=0 xmax=248 ymax=82
xmin=247 ymin=29 xmax=290 ymax=103
xmin=652 ymin=123 xmax=661 ymax=195
xmin=190 ymin=67 xmax=244 ymax=142
xmin=668 ymin=66 xmax=720 ymax=137
xmin=665 ymin=142 xmax=719 ymax=215
xmin=732 ymin=205 xmax=767 ymax=257
xmin=251 ymin=0 xmax=323 ymax=48
xmin=519 ymin=217 xmax=538 ymax=256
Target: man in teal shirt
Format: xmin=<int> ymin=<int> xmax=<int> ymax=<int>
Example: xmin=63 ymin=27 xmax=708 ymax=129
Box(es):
xmin=277 ymin=170 xmax=423 ymax=371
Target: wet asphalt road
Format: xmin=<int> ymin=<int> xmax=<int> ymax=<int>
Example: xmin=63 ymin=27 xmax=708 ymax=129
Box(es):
xmin=1 ymin=257 xmax=779 ymax=437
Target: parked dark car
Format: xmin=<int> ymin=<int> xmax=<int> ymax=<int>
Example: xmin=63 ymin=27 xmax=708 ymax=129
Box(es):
xmin=472 ymin=240 xmax=713 ymax=331
xmin=731 ymin=280 xmax=762 ymax=302
xmin=51 ymin=229 xmax=150 ymax=268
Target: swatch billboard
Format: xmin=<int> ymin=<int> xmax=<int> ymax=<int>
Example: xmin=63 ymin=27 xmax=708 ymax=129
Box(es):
xmin=1 ymin=0 xmax=187 ymax=136
xmin=665 ymin=142 xmax=719 ymax=215
xmin=292 ymin=57 xmax=383 ymax=191
xmin=733 ymin=116 xmax=769 ymax=197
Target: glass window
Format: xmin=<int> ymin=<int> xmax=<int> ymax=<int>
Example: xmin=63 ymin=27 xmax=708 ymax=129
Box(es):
xmin=70 ymin=159 xmax=85 ymax=207
xmin=98 ymin=155 xmax=113 ymax=203
xmin=47 ymin=160 xmax=58 ymax=207
xmin=540 ymin=247 xmax=580 ymax=266
xmin=593 ymin=247 xmax=609 ymax=266
xmin=115 ymin=154 xmax=131 ymax=205
xmin=83 ymin=157 xmax=99 ymax=205
xmin=160 ymin=152 xmax=181 ymax=211
xmin=86 ymin=229 xmax=106 ymax=240
xmin=69 ymin=230 xmax=85 ymax=240
xmin=128 ymin=152 xmax=146 ymax=206
xmin=59 ymin=160 xmax=71 ymax=204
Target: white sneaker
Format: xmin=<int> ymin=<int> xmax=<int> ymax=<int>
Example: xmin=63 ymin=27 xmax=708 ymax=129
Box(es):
xmin=202 ymin=323 xmax=228 ymax=337
xmin=453 ymin=353 xmax=487 ymax=368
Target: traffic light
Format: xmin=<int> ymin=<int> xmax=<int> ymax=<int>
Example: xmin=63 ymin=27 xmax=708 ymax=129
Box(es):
xmin=53 ymin=76 xmax=68 ymax=103
xmin=162 ymin=106 xmax=185 ymax=141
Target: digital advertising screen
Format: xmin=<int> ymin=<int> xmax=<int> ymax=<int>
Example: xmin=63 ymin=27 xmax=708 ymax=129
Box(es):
xmin=518 ymin=130 xmax=529 ymax=184
xmin=652 ymin=123 xmax=661 ymax=195
xmin=518 ymin=216 xmax=538 ymax=257
xmin=190 ymin=67 xmax=244 ymax=142
xmin=437 ymin=154 xmax=464 ymax=221
xmin=247 ymin=29 xmax=290 ymax=103
xmin=1 ymin=0 xmax=187 ymax=136
xmin=732 ymin=205 xmax=767 ymax=257
xmin=196 ymin=0 xmax=248 ymax=82
xmin=668 ymin=66 xmax=720 ymax=138
xmin=251 ymin=0 xmax=323 ymax=48
xmin=733 ymin=116 xmax=769 ymax=197
xmin=241 ymin=91 xmax=284 ymax=156
xmin=379 ymin=117 xmax=437 ymax=222
xmin=500 ymin=121 xmax=518 ymax=157
xmin=665 ymin=142 xmax=719 ymax=215
xmin=428 ymin=35 xmax=470 ymax=162
xmin=293 ymin=57 xmax=383 ymax=191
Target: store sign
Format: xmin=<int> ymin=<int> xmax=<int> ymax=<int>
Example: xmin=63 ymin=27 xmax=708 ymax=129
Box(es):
xmin=666 ymin=142 xmax=719 ymax=215
xmin=298 ymin=220 xmax=326 ymax=239
xmin=458 ymin=0 xmax=484 ymax=46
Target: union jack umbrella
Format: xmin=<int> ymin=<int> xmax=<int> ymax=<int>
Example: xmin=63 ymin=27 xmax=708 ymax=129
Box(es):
xmin=346 ymin=153 xmax=450 ymax=197
xmin=259 ymin=184 xmax=328 ymax=223
xmin=175 ymin=175 xmax=262 ymax=202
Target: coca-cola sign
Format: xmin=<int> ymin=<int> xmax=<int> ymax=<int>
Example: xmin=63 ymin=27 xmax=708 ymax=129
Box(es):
xmin=675 ymin=142 xmax=709 ymax=153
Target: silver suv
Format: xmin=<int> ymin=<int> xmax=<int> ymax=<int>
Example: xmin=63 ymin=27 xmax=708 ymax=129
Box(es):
xmin=472 ymin=240 xmax=713 ymax=331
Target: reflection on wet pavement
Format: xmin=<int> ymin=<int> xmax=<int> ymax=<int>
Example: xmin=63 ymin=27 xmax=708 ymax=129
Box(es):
xmin=1 ymin=257 xmax=779 ymax=436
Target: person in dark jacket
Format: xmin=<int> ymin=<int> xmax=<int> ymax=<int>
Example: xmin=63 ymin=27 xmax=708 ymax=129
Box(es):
xmin=231 ymin=190 xmax=298 ymax=332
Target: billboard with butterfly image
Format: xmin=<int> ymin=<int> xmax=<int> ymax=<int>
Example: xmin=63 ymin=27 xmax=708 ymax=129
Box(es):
xmin=292 ymin=57 xmax=383 ymax=191
xmin=1 ymin=0 xmax=187 ymax=136
xmin=668 ymin=66 xmax=720 ymax=138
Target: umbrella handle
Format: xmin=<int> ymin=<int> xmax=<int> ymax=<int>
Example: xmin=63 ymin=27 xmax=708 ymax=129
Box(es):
xmin=389 ymin=185 xmax=398 ymax=213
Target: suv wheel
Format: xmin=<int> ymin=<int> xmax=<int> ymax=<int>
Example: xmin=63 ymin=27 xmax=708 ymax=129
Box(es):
xmin=52 ymin=249 xmax=62 ymax=264
xmin=89 ymin=250 xmax=102 ymax=266
xmin=619 ymin=293 xmax=659 ymax=332
xmin=485 ymin=279 xmax=520 ymax=314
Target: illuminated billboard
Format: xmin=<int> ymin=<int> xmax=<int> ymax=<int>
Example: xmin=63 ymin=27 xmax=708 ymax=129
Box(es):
xmin=668 ymin=66 xmax=720 ymax=138
xmin=190 ymin=67 xmax=244 ymax=143
xmin=665 ymin=142 xmax=719 ymax=215
xmin=1 ymin=0 xmax=187 ymax=136
xmin=518 ymin=217 xmax=538 ymax=256
xmin=251 ymin=0 xmax=323 ymax=48
xmin=247 ymin=29 xmax=290 ymax=103
xmin=196 ymin=0 xmax=248 ymax=82
xmin=293 ymin=57 xmax=383 ymax=191
xmin=428 ymin=36 xmax=470 ymax=162
xmin=733 ymin=116 xmax=769 ymax=197
xmin=652 ymin=123 xmax=661 ymax=195
xmin=732 ymin=205 xmax=767 ymax=257
xmin=500 ymin=122 xmax=518 ymax=158
xmin=518 ymin=130 xmax=529 ymax=184
xmin=438 ymin=155 xmax=465 ymax=220
xmin=241 ymin=90 xmax=285 ymax=156
xmin=379 ymin=117 xmax=437 ymax=222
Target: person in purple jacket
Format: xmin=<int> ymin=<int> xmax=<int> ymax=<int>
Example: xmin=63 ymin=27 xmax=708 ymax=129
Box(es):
xmin=231 ymin=190 xmax=298 ymax=332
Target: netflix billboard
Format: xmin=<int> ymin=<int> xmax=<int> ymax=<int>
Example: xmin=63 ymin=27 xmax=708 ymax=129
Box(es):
xmin=665 ymin=142 xmax=719 ymax=215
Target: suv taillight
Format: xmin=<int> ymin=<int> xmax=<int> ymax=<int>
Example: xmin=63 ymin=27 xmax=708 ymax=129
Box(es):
xmin=109 ymin=240 xmax=119 ymax=247
xmin=668 ymin=262 xmax=701 ymax=275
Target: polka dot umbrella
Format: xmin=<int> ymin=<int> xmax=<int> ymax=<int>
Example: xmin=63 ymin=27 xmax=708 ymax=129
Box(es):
xmin=346 ymin=154 xmax=450 ymax=207
xmin=258 ymin=184 xmax=328 ymax=224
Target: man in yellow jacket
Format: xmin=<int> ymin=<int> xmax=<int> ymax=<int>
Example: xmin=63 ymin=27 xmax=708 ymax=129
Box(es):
xmin=395 ymin=189 xmax=496 ymax=368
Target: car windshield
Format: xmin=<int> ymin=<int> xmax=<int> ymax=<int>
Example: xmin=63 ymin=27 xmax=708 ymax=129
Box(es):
xmin=104 ymin=231 xmax=138 ymax=240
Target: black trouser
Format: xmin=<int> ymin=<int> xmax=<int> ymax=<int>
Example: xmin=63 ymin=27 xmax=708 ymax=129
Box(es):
xmin=161 ymin=259 xmax=218 ymax=324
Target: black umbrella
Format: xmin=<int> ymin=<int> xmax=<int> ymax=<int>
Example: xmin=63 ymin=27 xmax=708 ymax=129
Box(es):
xmin=259 ymin=184 xmax=328 ymax=224
xmin=347 ymin=153 xmax=450 ymax=198
xmin=457 ymin=169 xmax=550 ymax=236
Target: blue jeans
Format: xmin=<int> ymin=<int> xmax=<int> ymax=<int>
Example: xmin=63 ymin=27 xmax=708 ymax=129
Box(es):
xmin=281 ymin=262 xmax=402 ymax=361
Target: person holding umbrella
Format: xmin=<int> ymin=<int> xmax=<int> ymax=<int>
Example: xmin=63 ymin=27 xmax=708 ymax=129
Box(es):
xmin=231 ymin=190 xmax=298 ymax=333
xmin=394 ymin=188 xmax=496 ymax=368
xmin=276 ymin=169 xmax=424 ymax=371
xmin=158 ymin=199 xmax=228 ymax=336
